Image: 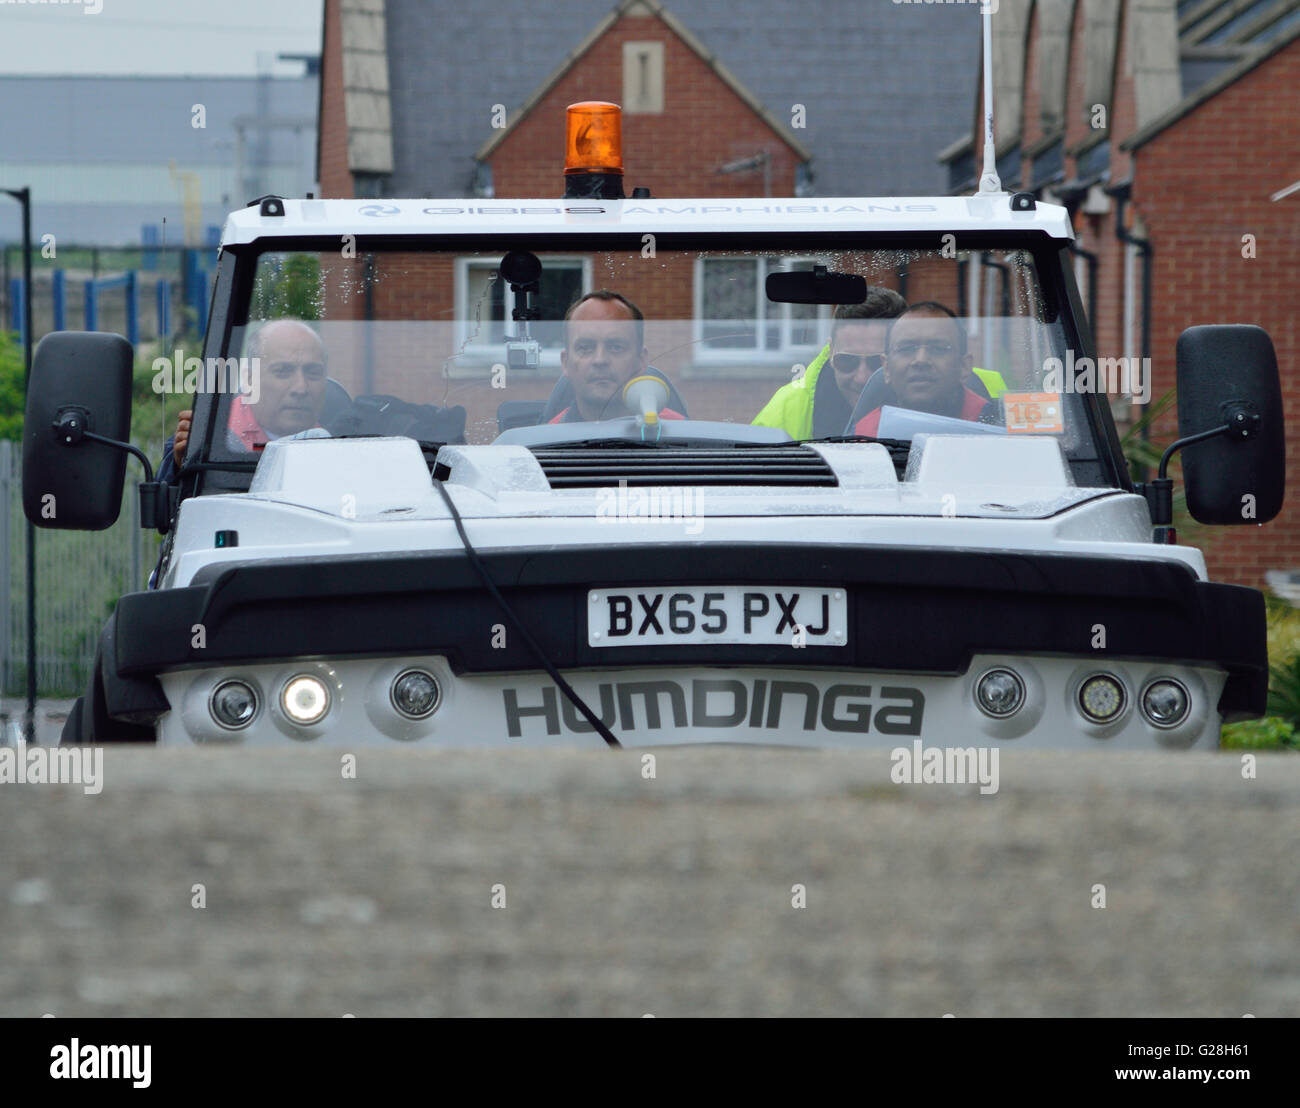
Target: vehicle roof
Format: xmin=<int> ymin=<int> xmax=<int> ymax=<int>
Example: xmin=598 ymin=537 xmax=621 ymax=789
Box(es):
xmin=220 ymin=194 xmax=1074 ymax=247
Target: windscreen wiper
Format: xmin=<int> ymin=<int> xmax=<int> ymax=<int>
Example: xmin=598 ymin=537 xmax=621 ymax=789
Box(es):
xmin=542 ymin=437 xmax=678 ymax=449
xmin=328 ymin=434 xmax=449 ymax=467
xmin=793 ymin=435 xmax=912 ymax=448
xmin=430 ymin=474 xmax=621 ymax=748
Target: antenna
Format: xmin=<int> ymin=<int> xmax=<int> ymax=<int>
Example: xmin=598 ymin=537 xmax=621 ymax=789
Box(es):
xmin=977 ymin=4 xmax=1002 ymax=194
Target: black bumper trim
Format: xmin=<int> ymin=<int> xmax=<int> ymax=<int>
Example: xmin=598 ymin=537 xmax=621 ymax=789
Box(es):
xmin=110 ymin=543 xmax=1268 ymax=721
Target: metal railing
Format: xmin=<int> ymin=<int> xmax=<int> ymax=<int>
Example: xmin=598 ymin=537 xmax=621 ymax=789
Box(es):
xmin=0 ymin=440 xmax=162 ymax=698
xmin=0 ymin=243 xmax=212 ymax=351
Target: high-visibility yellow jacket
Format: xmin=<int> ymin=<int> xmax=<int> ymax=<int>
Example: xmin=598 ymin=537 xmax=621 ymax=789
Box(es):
xmin=971 ymin=366 xmax=1008 ymax=397
xmin=751 ymin=345 xmax=831 ymax=440
xmin=752 ymin=344 xmax=1010 ymax=438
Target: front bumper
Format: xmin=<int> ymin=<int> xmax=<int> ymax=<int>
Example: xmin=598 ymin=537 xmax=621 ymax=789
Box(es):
xmin=108 ymin=542 xmax=1267 ymax=726
xmin=155 ymin=653 xmax=1228 ymax=750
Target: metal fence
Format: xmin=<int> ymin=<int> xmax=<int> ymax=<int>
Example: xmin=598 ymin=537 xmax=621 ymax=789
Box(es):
xmin=0 ymin=242 xmax=199 ymax=702
xmin=0 ymin=243 xmax=215 ymax=351
xmin=0 ymin=440 xmax=162 ymax=698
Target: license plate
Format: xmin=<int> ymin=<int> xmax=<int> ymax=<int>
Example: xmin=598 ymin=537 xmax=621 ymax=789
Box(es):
xmin=588 ymin=587 xmax=847 ymax=648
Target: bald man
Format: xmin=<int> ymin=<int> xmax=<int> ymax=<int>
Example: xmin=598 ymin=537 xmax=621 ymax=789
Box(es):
xmin=550 ymin=290 xmax=684 ymax=423
xmin=169 ymin=318 xmax=329 ymax=467
xmin=226 ymin=318 xmax=329 ymax=449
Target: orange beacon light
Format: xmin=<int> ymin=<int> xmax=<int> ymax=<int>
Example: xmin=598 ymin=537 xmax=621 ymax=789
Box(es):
xmin=564 ymin=101 xmax=624 ymax=176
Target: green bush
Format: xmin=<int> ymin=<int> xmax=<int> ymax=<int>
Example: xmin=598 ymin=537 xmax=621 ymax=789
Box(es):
xmin=1266 ymin=652 xmax=1300 ymax=725
xmin=131 ymin=364 xmax=188 ymax=458
xmin=0 ymin=329 xmax=171 ymax=697
xmin=1118 ymin=389 xmax=1208 ymax=546
xmin=1221 ymin=716 xmax=1298 ymax=750
xmin=1263 ymin=593 xmax=1300 ymax=669
xmin=1 ymin=327 xmax=181 ymax=452
xmin=1219 ymin=596 xmax=1300 ymax=751
xmin=0 ymin=329 xmax=26 ymax=441
xmin=251 ymin=253 xmax=323 ymax=321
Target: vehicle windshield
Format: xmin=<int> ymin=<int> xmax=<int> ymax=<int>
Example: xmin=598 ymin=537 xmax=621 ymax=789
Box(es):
xmin=212 ymin=237 xmax=1106 ymax=464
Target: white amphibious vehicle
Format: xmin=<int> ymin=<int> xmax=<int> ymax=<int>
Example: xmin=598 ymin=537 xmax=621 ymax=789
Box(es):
xmin=24 ymin=108 xmax=1285 ymax=751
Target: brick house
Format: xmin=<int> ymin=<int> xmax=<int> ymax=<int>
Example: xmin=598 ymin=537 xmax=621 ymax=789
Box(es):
xmin=940 ymin=0 xmax=1300 ymax=590
xmin=471 ymin=6 xmax=808 ymax=201
xmin=309 ymin=0 xmax=991 ymax=434
xmin=317 ymin=0 xmax=986 ymax=200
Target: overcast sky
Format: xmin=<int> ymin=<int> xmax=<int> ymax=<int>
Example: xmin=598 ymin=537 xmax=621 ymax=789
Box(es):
xmin=0 ymin=0 xmax=324 ymax=77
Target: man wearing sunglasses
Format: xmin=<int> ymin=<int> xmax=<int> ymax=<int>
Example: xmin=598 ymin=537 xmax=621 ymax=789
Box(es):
xmin=853 ymin=302 xmax=998 ymax=436
xmin=752 ymin=287 xmax=906 ymax=440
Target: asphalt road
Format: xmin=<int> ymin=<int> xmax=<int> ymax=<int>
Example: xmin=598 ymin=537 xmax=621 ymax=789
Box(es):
xmin=2 ymin=747 xmax=1297 ymax=1016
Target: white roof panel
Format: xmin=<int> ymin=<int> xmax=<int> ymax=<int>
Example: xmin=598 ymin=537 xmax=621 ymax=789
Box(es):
xmin=220 ymin=195 xmax=1074 ymax=246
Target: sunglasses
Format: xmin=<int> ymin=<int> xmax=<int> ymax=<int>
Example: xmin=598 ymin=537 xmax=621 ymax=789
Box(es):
xmin=830 ymin=352 xmax=886 ymax=375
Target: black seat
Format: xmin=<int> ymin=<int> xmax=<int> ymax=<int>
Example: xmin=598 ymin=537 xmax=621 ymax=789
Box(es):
xmin=326 ymin=389 xmax=467 ymax=443
xmin=321 ymin=377 xmax=353 ymax=424
xmin=844 ymin=368 xmax=895 ymax=434
xmin=843 ymin=367 xmax=996 ymax=434
xmin=496 ymin=400 xmax=548 ymax=433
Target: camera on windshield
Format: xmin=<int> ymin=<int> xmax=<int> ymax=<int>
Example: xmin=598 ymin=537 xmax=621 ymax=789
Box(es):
xmin=505 ymin=339 xmax=541 ymax=371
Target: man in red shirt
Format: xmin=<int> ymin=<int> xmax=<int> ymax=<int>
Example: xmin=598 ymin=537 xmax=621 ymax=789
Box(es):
xmin=550 ymin=290 xmax=683 ymax=423
xmin=854 ymin=302 xmax=994 ymax=437
xmin=170 ymin=319 xmax=329 ymax=465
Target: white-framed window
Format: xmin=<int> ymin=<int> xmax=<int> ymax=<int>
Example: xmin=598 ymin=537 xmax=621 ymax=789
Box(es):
xmin=453 ymin=255 xmax=590 ymax=369
xmin=692 ymin=255 xmax=830 ymax=366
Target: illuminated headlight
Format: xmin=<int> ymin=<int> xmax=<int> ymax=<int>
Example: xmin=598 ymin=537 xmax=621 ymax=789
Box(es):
xmin=210 ymin=680 xmax=258 ymax=729
xmin=1078 ymin=674 xmax=1126 ymax=723
xmin=390 ymin=669 xmax=440 ymax=719
xmin=281 ymin=674 xmax=331 ymax=725
xmin=1141 ymin=679 xmax=1190 ymax=728
xmin=975 ymin=668 xmax=1026 ymax=718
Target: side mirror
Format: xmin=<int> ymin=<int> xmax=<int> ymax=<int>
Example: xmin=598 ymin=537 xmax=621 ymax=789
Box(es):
xmin=22 ymin=331 xmax=134 ymax=530
xmin=1176 ymin=324 xmax=1284 ymax=525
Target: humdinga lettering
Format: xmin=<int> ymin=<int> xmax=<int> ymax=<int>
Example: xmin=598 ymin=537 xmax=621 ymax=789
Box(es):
xmin=503 ymin=678 xmax=924 ymax=737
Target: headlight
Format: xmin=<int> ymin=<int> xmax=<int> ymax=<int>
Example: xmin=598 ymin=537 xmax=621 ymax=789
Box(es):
xmin=390 ymin=669 xmax=440 ymax=719
xmin=281 ymin=674 xmax=331 ymax=725
xmin=1078 ymin=674 xmax=1126 ymax=723
xmin=210 ymin=680 xmax=258 ymax=729
xmin=975 ymin=668 xmax=1025 ymax=718
xmin=1141 ymin=679 xmax=1190 ymax=728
